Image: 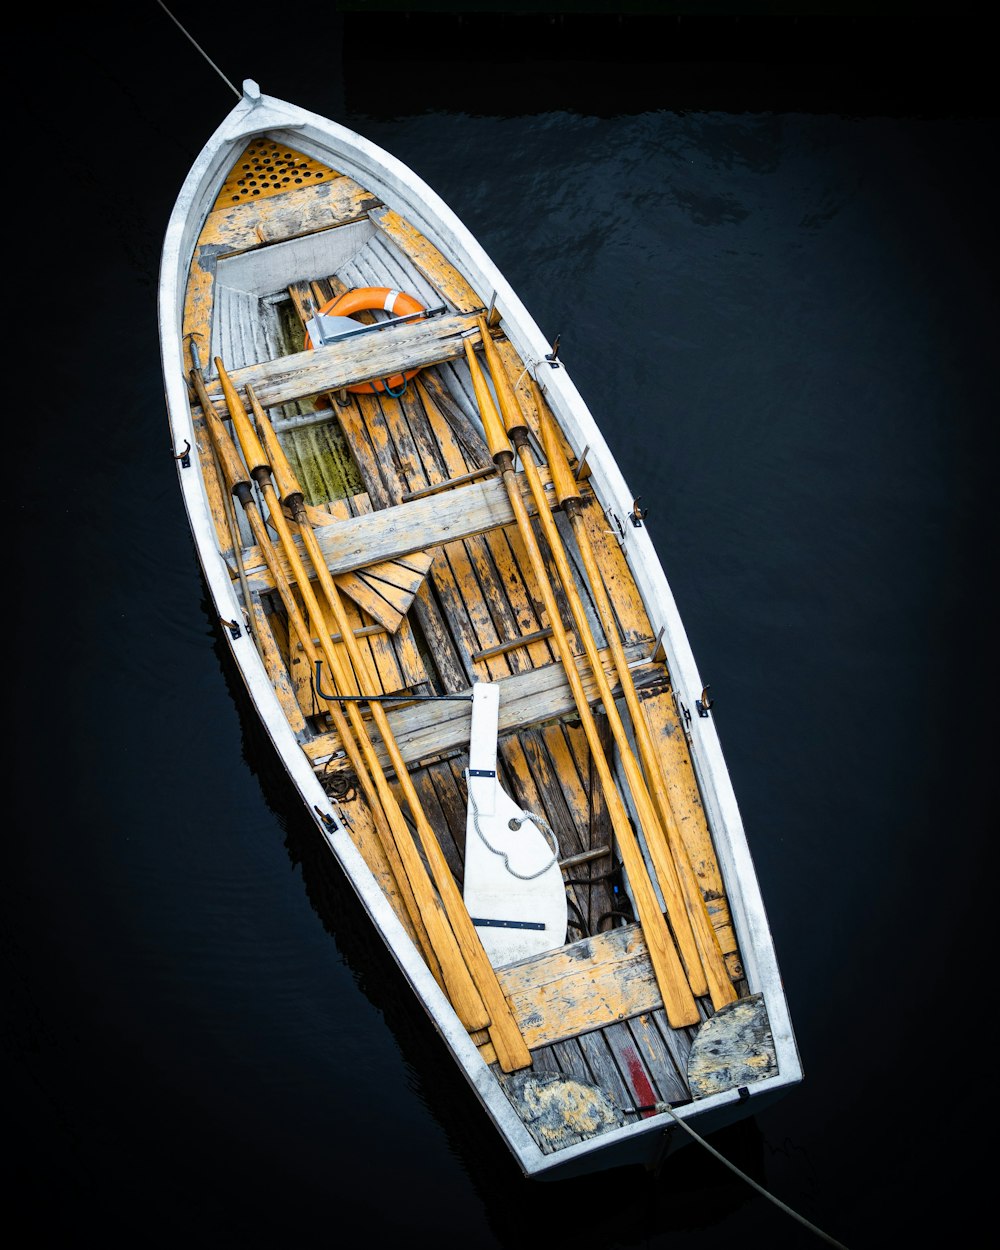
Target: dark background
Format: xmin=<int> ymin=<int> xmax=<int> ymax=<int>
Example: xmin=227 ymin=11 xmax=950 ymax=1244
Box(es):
xmin=9 ymin=5 xmax=995 ymax=1247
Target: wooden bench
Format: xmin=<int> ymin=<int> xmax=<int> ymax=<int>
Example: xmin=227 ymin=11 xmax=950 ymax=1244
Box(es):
xmin=479 ymin=923 xmax=703 ymax=1086
xmin=203 ymin=310 xmax=482 ymax=408
xmin=302 ymin=640 xmax=664 ymax=772
xmin=238 ymin=468 xmax=552 ymax=593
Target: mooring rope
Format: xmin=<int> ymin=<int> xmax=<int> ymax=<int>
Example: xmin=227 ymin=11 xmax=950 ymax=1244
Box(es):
xmin=620 ymin=1098 xmax=850 ymax=1249
xmin=156 ymin=2 xmax=241 ymax=99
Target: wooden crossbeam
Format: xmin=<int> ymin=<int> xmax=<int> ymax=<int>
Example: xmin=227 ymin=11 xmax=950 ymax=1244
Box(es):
xmin=238 ymin=470 xmax=553 ymax=593
xmin=201 ymin=311 xmax=480 ymax=408
xmin=302 ymin=641 xmax=663 ymax=774
xmin=480 ymin=924 xmax=674 ymax=1060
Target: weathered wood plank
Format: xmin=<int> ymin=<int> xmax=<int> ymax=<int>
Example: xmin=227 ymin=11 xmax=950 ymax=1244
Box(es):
xmin=393 ymin=375 xmax=553 ymax=687
xmin=209 ymin=171 xmax=376 ymax=246
xmin=430 ymin=406 xmax=551 ymax=678
xmin=496 ymin=924 xmax=665 ymax=1052
xmin=239 ymin=470 xmax=553 ymax=592
xmin=639 ymin=688 xmax=740 ymax=973
xmin=652 ymin=1006 xmax=702 ymax=1090
xmin=329 ymin=386 xmax=472 ymax=694
xmin=331 ymin=571 xmax=404 ymax=633
xmin=433 ymin=757 xmax=474 ymax=882
xmin=577 ymin=495 xmax=652 ymax=645
xmin=578 ymin=1027 xmax=637 ymax=1112
xmin=204 ymin=311 xmax=480 ymax=408
xmin=334 ymin=382 xmax=486 ymax=693
xmin=685 ymin=995 xmax=776 ymax=1097
xmin=392 ymin=388 xmax=508 ymax=686
xmin=416 ymin=373 xmax=491 ymax=468
xmin=408 ymin=765 xmax=460 ymax=881
xmin=605 ymin=1015 xmax=689 ymax=1110
xmin=354 ymin=380 xmax=488 ymax=697
xmin=370 ymin=206 xmax=483 ymax=312
xmin=302 ymin=641 xmax=660 ymax=773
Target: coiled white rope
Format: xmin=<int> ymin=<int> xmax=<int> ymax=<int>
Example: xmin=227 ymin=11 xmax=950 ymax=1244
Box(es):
xmin=465 ymin=776 xmax=560 ymax=881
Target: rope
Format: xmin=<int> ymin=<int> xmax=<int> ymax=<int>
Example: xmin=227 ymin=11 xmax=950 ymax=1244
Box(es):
xmin=624 ymin=1100 xmax=850 ymax=1249
xmin=465 ymin=775 xmax=560 ymax=881
xmin=156 ymin=2 xmax=241 ymax=99
xmin=514 ymin=359 xmax=546 ymax=391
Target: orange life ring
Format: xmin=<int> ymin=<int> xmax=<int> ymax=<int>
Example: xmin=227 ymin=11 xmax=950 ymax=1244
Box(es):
xmin=305 ymin=286 xmax=426 ymax=396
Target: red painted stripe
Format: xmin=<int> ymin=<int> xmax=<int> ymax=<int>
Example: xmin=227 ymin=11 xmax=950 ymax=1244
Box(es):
xmin=622 ymin=1044 xmax=658 ymax=1117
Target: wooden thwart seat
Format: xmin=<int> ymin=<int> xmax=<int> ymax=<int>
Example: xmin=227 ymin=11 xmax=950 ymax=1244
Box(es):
xmin=302 ymin=640 xmax=664 ymax=773
xmin=204 ymin=310 xmax=481 ymax=409
xmin=239 ymin=469 xmax=555 ymax=593
xmin=477 ymin=923 xmax=697 ymax=1064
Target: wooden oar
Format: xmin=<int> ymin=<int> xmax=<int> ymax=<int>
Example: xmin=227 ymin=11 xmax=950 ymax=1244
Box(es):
xmin=211 ymin=360 xmax=500 ymax=1046
xmin=189 ymin=364 xmax=446 ymax=990
xmin=217 ymin=360 xmax=531 ymax=1072
xmin=189 ymin=345 xmax=262 ymax=654
xmin=244 ymin=376 xmax=532 ymax=1072
xmin=475 ymin=319 xmax=734 ymax=1009
xmin=461 ymin=334 xmax=700 ymax=1028
xmin=535 ymin=406 xmax=736 ymax=1010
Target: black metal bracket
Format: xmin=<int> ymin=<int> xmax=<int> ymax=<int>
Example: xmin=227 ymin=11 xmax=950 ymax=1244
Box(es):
xmin=220 ymin=617 xmax=241 ymax=639
xmin=471 ymin=917 xmax=546 ymax=931
xmin=696 ymin=685 xmax=713 ymax=717
xmin=313 ymin=806 xmax=337 ymax=832
xmin=630 ymin=497 xmax=648 ymax=526
xmin=545 ymin=334 xmax=561 ymax=367
xmin=174 ymin=439 xmax=191 ymax=468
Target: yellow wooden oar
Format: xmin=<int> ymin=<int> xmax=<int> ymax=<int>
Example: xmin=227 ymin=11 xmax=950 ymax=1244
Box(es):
xmin=189 ymin=365 xmax=446 ymax=990
xmin=535 ymin=407 xmax=736 ymax=1010
xmin=475 ymin=318 xmax=734 ymax=1009
xmin=461 ymin=334 xmax=699 ymax=1028
xmin=211 ymin=359 xmax=501 ymax=1047
xmin=188 ymin=346 xmax=262 ymax=654
xmin=217 ymin=360 xmax=531 ymax=1072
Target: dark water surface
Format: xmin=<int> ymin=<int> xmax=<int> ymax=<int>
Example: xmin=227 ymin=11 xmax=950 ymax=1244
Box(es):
xmin=10 ymin=9 xmax=995 ymax=1248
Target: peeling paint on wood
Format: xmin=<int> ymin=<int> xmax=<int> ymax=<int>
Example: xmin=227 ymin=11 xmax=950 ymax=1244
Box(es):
xmin=500 ymin=1071 xmax=626 ymax=1153
xmin=686 ymin=994 xmax=777 ymax=1098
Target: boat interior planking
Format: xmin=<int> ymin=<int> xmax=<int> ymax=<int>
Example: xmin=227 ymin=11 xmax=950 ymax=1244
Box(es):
xmin=160 ymin=82 xmax=802 ymax=1179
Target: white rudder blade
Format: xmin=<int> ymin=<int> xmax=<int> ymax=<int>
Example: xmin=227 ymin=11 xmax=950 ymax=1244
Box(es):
xmin=463 ymin=683 xmax=568 ymax=967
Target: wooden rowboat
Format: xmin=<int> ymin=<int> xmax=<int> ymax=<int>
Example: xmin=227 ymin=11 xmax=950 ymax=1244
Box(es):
xmin=158 ymin=79 xmax=802 ymax=1180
